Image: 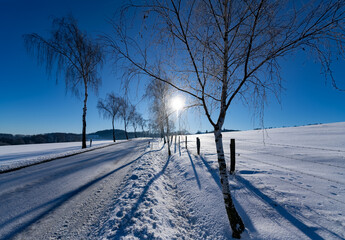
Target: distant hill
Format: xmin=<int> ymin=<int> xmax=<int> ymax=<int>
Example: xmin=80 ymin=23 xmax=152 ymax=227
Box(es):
xmin=0 ymin=129 xmax=158 ymax=146
xmin=196 ymin=128 xmax=240 ymax=134
xmin=88 ymin=129 xmax=157 ymax=140
xmin=0 ymin=133 xmax=82 ymax=146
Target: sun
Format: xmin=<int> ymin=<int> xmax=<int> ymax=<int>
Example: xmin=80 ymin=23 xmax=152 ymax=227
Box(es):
xmin=171 ymin=96 xmax=184 ymax=112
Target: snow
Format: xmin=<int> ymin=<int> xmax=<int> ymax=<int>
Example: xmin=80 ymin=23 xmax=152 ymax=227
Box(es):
xmin=1 ymin=122 xmax=344 ymax=239
xmin=100 ymin=122 xmax=345 ymax=239
xmin=0 ymin=139 xmax=148 ymax=240
xmin=98 ymin=142 xmax=195 ymax=240
xmin=0 ymin=140 xmax=118 ymax=172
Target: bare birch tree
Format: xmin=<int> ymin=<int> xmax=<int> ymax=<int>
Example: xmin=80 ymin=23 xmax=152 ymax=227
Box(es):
xmin=130 ymin=110 xmax=142 ymax=138
xmin=97 ymin=92 xmax=121 ymax=142
xmin=107 ymin=0 xmax=345 ymax=237
xmin=118 ymin=98 xmax=135 ymax=140
xmin=145 ymin=78 xmax=174 ymax=154
xmin=24 ymin=16 xmax=104 ymax=149
xmin=137 ymin=116 xmax=147 ymax=136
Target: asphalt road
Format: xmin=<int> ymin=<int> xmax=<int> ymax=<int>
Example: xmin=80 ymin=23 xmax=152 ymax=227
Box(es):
xmin=0 ymin=139 xmax=149 ymax=240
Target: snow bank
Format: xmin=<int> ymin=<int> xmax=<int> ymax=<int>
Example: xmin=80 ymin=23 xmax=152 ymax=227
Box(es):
xmin=100 ymin=141 xmax=195 ymax=239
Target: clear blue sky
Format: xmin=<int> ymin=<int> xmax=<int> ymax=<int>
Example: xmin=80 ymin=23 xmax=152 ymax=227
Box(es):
xmin=1 ymin=0 xmax=345 ymax=135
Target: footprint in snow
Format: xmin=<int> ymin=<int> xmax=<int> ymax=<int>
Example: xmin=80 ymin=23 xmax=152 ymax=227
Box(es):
xmin=130 ymin=174 xmax=139 ymax=180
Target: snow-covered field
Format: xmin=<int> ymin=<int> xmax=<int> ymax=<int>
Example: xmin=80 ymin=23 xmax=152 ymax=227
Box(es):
xmin=0 ymin=140 xmax=116 ymax=172
xmin=1 ymin=123 xmax=344 ymax=239
xmin=99 ymin=122 xmax=345 ymax=239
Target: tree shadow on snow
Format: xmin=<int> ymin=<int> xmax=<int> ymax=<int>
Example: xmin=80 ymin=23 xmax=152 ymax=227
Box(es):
xmin=198 ymin=154 xmax=256 ymax=234
xmin=236 ymin=174 xmax=325 ymax=240
xmin=0 ymin=144 xmax=162 ymax=240
xmin=199 ymin=155 xmax=221 ymax=189
xmin=0 ymin=143 xmax=143 ymax=187
xmin=110 ymin=154 xmax=171 ymax=239
xmin=237 ymin=170 xmax=265 ymax=175
xmin=186 ymin=150 xmax=201 ymax=189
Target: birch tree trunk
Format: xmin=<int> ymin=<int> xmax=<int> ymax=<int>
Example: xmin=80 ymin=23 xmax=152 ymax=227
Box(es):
xmin=160 ymin=124 xmax=165 ymax=142
xmin=165 ymin=114 xmax=171 ymax=156
xmin=124 ymin=120 xmax=128 ymax=140
xmin=214 ymin=126 xmax=244 ymax=238
xmin=82 ymin=85 xmax=88 ymax=149
xmin=112 ymin=116 xmax=116 ymax=142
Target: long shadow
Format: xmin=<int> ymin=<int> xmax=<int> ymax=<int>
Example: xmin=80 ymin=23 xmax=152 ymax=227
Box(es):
xmin=2 ymin=142 xmax=161 ymax=200
xmin=199 ymin=155 xmax=255 ymax=233
xmin=236 ymin=175 xmax=324 ymax=240
xmin=0 ymin=145 xmax=143 ymax=198
xmin=0 ymin=145 xmax=163 ymax=240
xmin=0 ymin=142 xmax=149 ymax=188
xmin=0 ymin=141 xmax=128 ymax=175
xmin=146 ymin=142 xmax=166 ymax=154
xmin=111 ymin=155 xmax=171 ymax=239
xmin=186 ymin=150 xmax=201 ymax=189
xmin=199 ymin=155 xmax=221 ymax=190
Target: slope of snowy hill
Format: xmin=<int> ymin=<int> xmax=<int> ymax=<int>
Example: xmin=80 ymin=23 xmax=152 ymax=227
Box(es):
xmin=100 ymin=122 xmax=345 ymax=239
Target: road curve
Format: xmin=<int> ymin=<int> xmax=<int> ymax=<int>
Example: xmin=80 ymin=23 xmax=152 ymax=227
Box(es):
xmin=0 ymin=139 xmax=149 ymax=240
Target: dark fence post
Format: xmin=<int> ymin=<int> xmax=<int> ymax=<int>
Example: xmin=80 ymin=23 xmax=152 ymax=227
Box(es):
xmin=196 ymin=137 xmax=200 ymax=155
xmin=230 ymin=138 xmax=235 ymax=174
xmin=185 ymin=136 xmax=188 ymax=149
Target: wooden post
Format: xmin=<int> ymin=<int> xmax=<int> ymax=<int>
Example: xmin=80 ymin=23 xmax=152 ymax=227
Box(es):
xmin=167 ymin=135 xmax=171 ymax=156
xmin=196 ymin=137 xmax=200 ymax=155
xmin=230 ymin=138 xmax=235 ymax=174
xmin=185 ymin=136 xmax=187 ymax=149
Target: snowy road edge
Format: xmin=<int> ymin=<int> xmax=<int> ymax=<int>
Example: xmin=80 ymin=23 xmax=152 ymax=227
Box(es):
xmin=0 ymin=140 xmax=130 ymax=174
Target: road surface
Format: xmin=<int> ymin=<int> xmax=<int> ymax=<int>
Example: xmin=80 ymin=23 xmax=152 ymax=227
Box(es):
xmin=0 ymin=139 xmax=148 ymax=239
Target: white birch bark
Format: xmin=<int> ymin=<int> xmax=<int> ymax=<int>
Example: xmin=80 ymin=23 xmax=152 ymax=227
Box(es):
xmin=214 ymin=126 xmax=244 ymax=238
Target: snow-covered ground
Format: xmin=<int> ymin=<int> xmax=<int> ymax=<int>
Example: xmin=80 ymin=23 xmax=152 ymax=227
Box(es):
xmin=0 ymin=140 xmax=117 ymax=172
xmin=99 ymin=122 xmax=345 ymax=239
xmin=1 ymin=123 xmax=344 ymax=239
xmin=0 ymin=139 xmax=149 ymax=240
